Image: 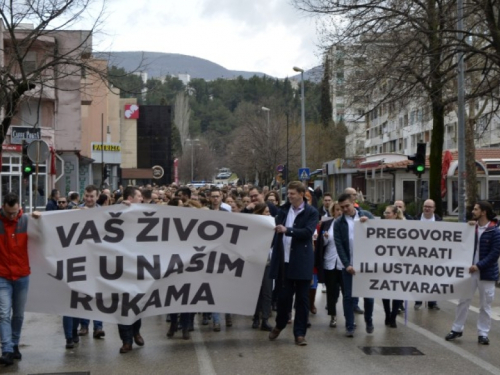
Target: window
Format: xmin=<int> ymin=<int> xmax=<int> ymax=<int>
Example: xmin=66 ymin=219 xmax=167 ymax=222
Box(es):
xmin=22 ymin=51 xmax=37 ymax=73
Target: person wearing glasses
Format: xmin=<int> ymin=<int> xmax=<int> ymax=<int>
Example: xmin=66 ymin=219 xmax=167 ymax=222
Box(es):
xmin=57 ymin=197 xmax=69 ymax=210
xmin=414 ymin=199 xmax=441 ymax=310
xmin=382 ymin=205 xmax=405 ymax=327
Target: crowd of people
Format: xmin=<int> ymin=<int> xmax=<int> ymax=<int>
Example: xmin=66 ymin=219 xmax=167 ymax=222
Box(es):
xmin=0 ymin=180 xmax=498 ymax=365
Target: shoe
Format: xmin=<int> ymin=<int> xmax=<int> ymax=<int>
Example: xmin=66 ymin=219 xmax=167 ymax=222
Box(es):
xmin=428 ymin=304 xmax=440 ymax=310
xmin=261 ymin=319 xmax=272 ymax=332
xmin=182 ymin=329 xmax=190 ymax=340
xmin=330 ymin=316 xmax=337 ymax=328
xmin=366 ymin=324 xmax=374 ymax=334
xmin=226 ymin=317 xmax=233 ymax=327
xmin=252 ymin=318 xmax=260 ymax=329
xmin=93 ymin=329 xmax=105 ymax=339
xmin=213 ymin=323 xmax=221 ymax=332
xmin=295 ymin=336 xmax=307 ymax=346
xmin=65 ymin=339 xmax=74 ymax=349
xmin=414 ymin=303 xmax=422 ymax=311
xmin=134 ymin=334 xmax=144 ymax=346
xmin=345 ymin=330 xmax=354 ymax=337
xmin=72 ymin=335 xmax=80 ymax=344
xmin=0 ymin=352 xmax=14 ymax=366
xmin=306 ymin=320 xmax=311 ymax=328
xmin=445 ymin=331 xmax=463 ymax=341
xmin=166 ymin=323 xmax=176 ymax=338
xmin=78 ymin=327 xmax=89 ymax=336
xmin=119 ymin=343 xmax=132 ymax=354
xmin=269 ymin=327 xmax=282 ymax=340
xmin=478 ymin=336 xmax=490 ymax=345
xmin=354 ymin=306 xmax=364 ymax=314
xmin=390 ymin=320 xmax=397 ymax=328
xmin=12 ymin=345 xmax=21 ymax=360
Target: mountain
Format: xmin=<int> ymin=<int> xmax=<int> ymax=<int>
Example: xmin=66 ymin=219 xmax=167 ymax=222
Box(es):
xmin=95 ymin=51 xmax=271 ymax=81
xmin=291 ymin=65 xmax=323 ymax=83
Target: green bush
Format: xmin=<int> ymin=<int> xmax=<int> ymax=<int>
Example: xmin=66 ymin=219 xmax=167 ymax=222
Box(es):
xmin=375 ymin=203 xmax=387 ymax=217
xmin=406 ymin=201 xmax=418 ymax=217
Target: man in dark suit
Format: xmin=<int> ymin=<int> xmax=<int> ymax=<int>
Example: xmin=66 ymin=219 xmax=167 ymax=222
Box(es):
xmin=268 ymin=181 xmax=318 ymax=346
xmin=334 ymin=193 xmax=375 ymax=337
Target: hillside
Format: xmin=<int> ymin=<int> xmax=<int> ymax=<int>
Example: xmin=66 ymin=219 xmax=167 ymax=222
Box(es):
xmin=96 ymin=51 xmax=271 ymax=81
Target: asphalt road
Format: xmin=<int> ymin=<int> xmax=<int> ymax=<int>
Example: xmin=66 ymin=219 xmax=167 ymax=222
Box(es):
xmin=5 ymin=289 xmax=500 ymax=375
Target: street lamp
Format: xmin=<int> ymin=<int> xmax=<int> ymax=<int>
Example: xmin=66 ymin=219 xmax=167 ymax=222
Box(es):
xmin=185 ymin=138 xmax=200 ymax=182
xmin=293 ymin=66 xmax=306 ymax=169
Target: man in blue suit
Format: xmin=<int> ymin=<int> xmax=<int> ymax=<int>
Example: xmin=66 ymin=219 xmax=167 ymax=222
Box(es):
xmin=269 ymin=181 xmax=318 ymax=346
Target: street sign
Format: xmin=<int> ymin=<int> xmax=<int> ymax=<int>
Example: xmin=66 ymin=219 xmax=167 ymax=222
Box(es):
xmin=276 ymin=164 xmax=284 ymax=172
xmin=27 ymin=140 xmax=50 ymax=163
xmin=298 ymin=168 xmax=310 ymax=180
xmin=152 ymin=165 xmax=164 ymax=179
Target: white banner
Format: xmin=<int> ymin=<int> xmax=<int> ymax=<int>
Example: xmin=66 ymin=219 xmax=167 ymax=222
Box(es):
xmin=26 ymin=205 xmax=275 ymax=324
xmin=352 ymin=220 xmax=475 ymax=301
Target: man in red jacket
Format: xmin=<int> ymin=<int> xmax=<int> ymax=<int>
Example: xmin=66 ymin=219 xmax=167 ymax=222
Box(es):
xmin=0 ymin=193 xmax=39 ymax=366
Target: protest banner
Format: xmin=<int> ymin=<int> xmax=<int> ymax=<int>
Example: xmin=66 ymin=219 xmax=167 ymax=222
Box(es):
xmin=26 ymin=205 xmax=275 ymax=324
xmin=352 ymin=220 xmax=475 ymax=301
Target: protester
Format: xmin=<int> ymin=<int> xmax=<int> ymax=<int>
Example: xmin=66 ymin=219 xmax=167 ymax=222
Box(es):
xmin=381 ymin=205 xmax=405 ymax=328
xmin=252 ymin=203 xmax=273 ymax=331
xmin=414 ymin=199 xmax=441 ymax=310
xmin=96 ymin=193 xmax=110 ymax=206
xmin=445 ymin=201 xmax=500 ymax=345
xmin=77 ymin=185 xmax=105 ymax=338
xmin=269 ymin=181 xmax=318 ymax=346
xmin=57 ymin=196 xmax=69 ymax=210
xmin=45 ymin=189 xmax=59 ymax=211
xmin=117 ymin=186 xmax=145 ymax=353
xmin=394 ymin=200 xmax=413 ymax=220
xmin=67 ymin=192 xmax=80 ymax=209
xmin=315 ymin=201 xmax=343 ymax=328
xmin=319 ymin=193 xmax=333 ymax=218
xmin=0 ymin=193 xmax=40 ymax=365
xmin=334 ymin=192 xmax=375 ymax=337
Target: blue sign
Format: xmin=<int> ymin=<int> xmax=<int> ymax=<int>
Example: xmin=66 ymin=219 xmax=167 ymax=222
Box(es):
xmin=276 ymin=164 xmax=284 ymax=172
xmin=298 ymin=168 xmax=310 ymax=180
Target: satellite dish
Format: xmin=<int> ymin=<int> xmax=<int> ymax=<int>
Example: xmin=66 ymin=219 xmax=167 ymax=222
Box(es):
xmin=27 ymin=140 xmax=50 ymax=163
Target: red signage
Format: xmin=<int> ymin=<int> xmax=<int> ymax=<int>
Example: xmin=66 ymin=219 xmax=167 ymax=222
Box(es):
xmin=124 ymin=104 xmax=139 ymax=119
xmin=2 ymin=144 xmax=22 ymax=152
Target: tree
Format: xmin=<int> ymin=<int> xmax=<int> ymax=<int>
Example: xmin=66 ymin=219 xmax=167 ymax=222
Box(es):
xmin=0 ymin=0 xmax=109 ymax=146
xmin=293 ymin=0 xmax=499 ymax=216
xmin=320 ymin=55 xmax=333 ymax=128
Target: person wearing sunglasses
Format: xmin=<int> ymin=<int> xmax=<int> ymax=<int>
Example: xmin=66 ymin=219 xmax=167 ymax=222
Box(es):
xmin=57 ymin=197 xmax=68 ymax=210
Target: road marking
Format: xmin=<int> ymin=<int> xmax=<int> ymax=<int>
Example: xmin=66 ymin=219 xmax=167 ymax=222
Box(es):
xmin=374 ymin=304 xmax=500 ymax=375
xmin=448 ymin=300 xmax=500 ymax=321
xmin=191 ymin=320 xmax=216 ymax=375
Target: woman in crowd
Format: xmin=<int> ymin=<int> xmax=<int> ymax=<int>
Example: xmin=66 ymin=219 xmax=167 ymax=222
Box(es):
xmin=315 ymin=201 xmax=343 ymax=328
xmin=265 ymin=191 xmax=281 ymax=207
xmin=251 ymin=203 xmax=273 ymax=331
xmin=382 ymin=205 xmax=405 ymax=328
xmin=96 ymin=193 xmax=110 ymax=206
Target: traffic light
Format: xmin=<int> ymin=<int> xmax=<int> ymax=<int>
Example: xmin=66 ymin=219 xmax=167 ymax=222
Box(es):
xmin=407 ymin=142 xmax=426 ymax=176
xmin=21 ymin=141 xmax=34 ymax=178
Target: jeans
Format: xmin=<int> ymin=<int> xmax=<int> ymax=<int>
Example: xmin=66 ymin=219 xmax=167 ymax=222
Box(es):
xmin=212 ymin=313 xmax=231 ymax=324
xmin=0 ymin=276 xmax=29 ymax=354
xmin=170 ymin=313 xmax=194 ymax=329
xmin=63 ymin=316 xmax=81 ymax=340
xmin=80 ymin=318 xmax=103 ymax=331
xmin=118 ymin=320 xmax=141 ymax=345
xmin=342 ymin=270 xmax=374 ymax=331
xmin=275 ymin=264 xmax=310 ymax=338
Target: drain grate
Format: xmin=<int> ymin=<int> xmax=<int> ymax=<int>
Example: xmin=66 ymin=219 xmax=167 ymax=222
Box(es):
xmin=359 ymin=346 xmax=424 ymax=355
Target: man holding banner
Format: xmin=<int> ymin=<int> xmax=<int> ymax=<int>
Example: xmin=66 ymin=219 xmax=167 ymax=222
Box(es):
xmin=334 ymin=193 xmax=374 ymax=337
xmin=445 ymin=201 xmax=500 ymax=345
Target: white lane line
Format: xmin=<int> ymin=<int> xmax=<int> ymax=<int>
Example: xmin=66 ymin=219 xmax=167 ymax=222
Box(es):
xmin=448 ymin=300 xmax=500 ymax=321
xmin=373 ymin=304 xmax=500 ymax=375
xmin=191 ymin=320 xmax=217 ymax=375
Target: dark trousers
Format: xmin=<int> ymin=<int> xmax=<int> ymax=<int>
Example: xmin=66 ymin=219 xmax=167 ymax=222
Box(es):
xmin=324 ymin=268 xmax=344 ymax=317
xmin=382 ymin=299 xmax=402 ymax=317
xmin=118 ymin=320 xmax=141 ymax=345
xmin=254 ymin=265 xmax=273 ymax=320
xmin=342 ymin=269 xmax=374 ymax=331
xmin=80 ymin=319 xmax=103 ymax=331
xmin=170 ymin=313 xmax=193 ymax=328
xmin=62 ymin=317 xmax=80 ymax=340
xmin=275 ymin=265 xmax=310 ymax=338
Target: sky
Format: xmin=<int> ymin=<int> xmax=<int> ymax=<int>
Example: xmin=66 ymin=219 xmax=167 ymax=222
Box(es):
xmin=92 ymin=0 xmax=322 ymax=78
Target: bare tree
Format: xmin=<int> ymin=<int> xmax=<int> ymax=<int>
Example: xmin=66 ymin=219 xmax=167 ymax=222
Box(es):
xmin=0 ymin=0 xmax=108 ymax=145
xmin=174 ymin=91 xmax=191 ymax=150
